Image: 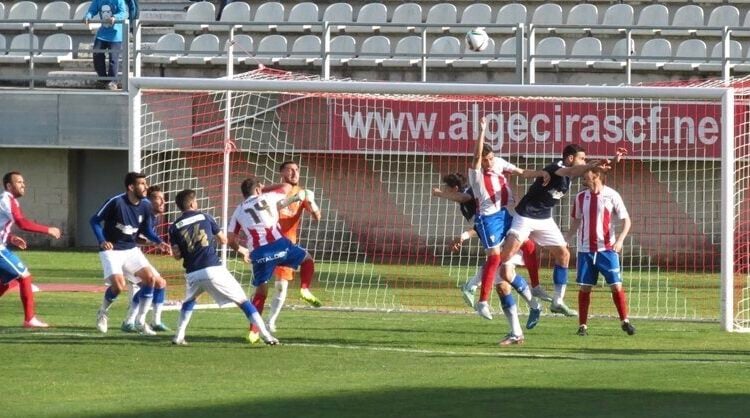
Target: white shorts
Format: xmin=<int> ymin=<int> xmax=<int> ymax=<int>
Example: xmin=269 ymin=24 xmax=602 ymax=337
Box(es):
xmin=507 ymin=215 xmax=567 ymax=248
xmin=184 ymin=265 xmax=247 ymax=306
xmin=99 ymin=247 xmax=151 ymax=285
xmin=125 ymin=262 xmax=160 ymax=284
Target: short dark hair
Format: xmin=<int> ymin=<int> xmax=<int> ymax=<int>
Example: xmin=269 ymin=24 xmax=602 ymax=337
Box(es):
xmin=442 ymin=172 xmax=467 ymax=189
xmin=2 ymin=171 xmax=21 ymax=190
xmin=562 ymin=144 xmax=585 ymax=160
xmin=147 ymin=185 xmax=161 ymax=197
xmin=175 ymin=189 xmax=196 ymax=212
xmin=481 ymin=144 xmax=493 ymax=157
xmin=241 ymin=177 xmax=260 ymax=198
xmin=124 ymin=172 xmax=146 ymax=189
xmin=279 ymin=161 xmax=298 ymax=172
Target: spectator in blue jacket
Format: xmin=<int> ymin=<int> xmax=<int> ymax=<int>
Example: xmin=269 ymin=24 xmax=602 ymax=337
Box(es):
xmin=85 ymin=0 xmax=128 ymax=90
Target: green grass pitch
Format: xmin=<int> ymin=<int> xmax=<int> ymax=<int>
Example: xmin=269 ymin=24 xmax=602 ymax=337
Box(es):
xmin=0 ymin=251 xmax=748 ymax=418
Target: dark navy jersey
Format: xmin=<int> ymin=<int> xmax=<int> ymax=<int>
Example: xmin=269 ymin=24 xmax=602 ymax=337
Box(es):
xmin=169 ymin=210 xmax=222 ymax=273
xmin=515 ymin=160 xmax=571 ymax=220
xmin=459 ymin=187 xmax=477 ymax=222
xmin=90 ymin=193 xmax=159 ymax=250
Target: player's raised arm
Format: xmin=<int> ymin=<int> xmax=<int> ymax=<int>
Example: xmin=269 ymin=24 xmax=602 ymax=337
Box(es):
xmin=472 ymin=116 xmax=488 ymax=170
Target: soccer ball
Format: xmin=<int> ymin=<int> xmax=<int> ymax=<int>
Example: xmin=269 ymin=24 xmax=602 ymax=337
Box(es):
xmin=465 ymin=28 xmax=489 ymax=52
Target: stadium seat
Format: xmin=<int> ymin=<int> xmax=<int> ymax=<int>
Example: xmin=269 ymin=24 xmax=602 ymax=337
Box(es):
xmin=348 ymin=35 xmax=390 ymax=67
xmin=698 ymin=40 xmax=742 ymax=72
xmin=663 ymin=5 xmax=704 ymax=37
xmin=532 ymin=36 xmax=566 ymax=69
xmin=663 ymin=39 xmax=707 ymax=71
xmin=697 ymin=5 xmax=740 ymax=38
xmin=215 ymin=2 xmax=251 ymax=32
xmin=592 ymin=38 xmax=634 ymax=70
xmin=489 ymin=3 xmax=526 ymax=35
xmin=558 ymin=37 xmax=601 ymax=69
xmin=65 ymin=1 xmax=98 ymax=33
xmin=632 ymin=38 xmax=671 ymax=71
xmin=35 ymin=33 xmax=73 ymax=63
xmin=36 ymin=1 xmax=71 ymax=31
xmin=425 ymin=3 xmax=457 ymax=33
xmin=487 ymin=37 xmax=517 ymax=69
xmin=247 ymin=2 xmax=284 ymax=32
xmin=349 ymin=3 xmax=387 ymax=33
xmin=454 ymin=3 xmax=491 ymax=34
xmin=327 ymin=35 xmax=356 ymax=65
xmin=175 ymin=2 xmax=215 ymax=33
xmin=734 ymin=12 xmax=750 ymax=38
xmin=426 ymin=35 xmax=460 ymax=67
xmin=322 ymin=3 xmax=353 ymax=32
xmin=255 ymin=34 xmax=287 ymax=65
xmin=558 ymin=4 xmax=598 ymax=35
xmin=0 ymin=33 xmax=6 ymax=55
xmin=281 ymin=34 xmax=321 ymax=66
xmin=176 ymin=33 xmax=221 ymax=65
xmin=530 ymin=3 xmax=563 ymax=34
xmin=455 ymin=37 xmax=495 ymax=68
xmin=0 ymin=3 xmax=4 ymax=20
xmin=0 ymin=33 xmax=39 ymax=63
xmin=142 ymin=33 xmax=185 ymax=64
xmin=0 ymin=1 xmax=38 ymax=31
xmin=592 ymin=4 xmax=634 ymax=35
xmin=280 ymin=2 xmax=319 ymax=33
xmin=211 ymin=34 xmax=254 ymax=65
xmin=633 ymin=4 xmax=669 ymax=36
xmin=384 ymin=36 xmax=422 ymax=67
xmin=733 ymin=46 xmax=750 ymax=73
xmin=382 ymin=3 xmax=422 ymax=34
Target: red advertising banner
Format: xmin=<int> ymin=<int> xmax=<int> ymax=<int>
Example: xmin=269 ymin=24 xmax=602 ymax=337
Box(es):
xmin=330 ymin=99 xmax=730 ymax=158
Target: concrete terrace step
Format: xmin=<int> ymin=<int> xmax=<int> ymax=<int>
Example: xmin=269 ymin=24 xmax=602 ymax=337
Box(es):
xmin=141 ymin=0 xmax=193 ymax=12
xmin=45 ymin=71 xmax=101 ymax=88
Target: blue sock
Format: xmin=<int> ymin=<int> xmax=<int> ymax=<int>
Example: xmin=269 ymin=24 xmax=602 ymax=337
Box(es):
xmin=500 ymin=293 xmax=516 ymax=310
xmin=139 ymin=285 xmax=154 ymax=299
xmin=181 ymin=299 xmax=196 ymax=314
xmin=239 ymin=300 xmax=259 ymax=320
xmin=553 ymin=265 xmax=568 ymax=285
xmin=153 ymin=287 xmax=165 ymax=305
xmin=104 ymin=286 xmax=118 ymax=303
xmin=510 ymin=275 xmax=528 ymax=293
xmin=132 ymin=288 xmax=142 ymax=304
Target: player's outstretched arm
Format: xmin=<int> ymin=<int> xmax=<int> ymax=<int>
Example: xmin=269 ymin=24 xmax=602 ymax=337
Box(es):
xmin=431 ymin=188 xmax=473 ymax=203
xmin=512 ymin=167 xmax=551 ymax=186
xmin=472 ymin=116 xmax=488 ymax=170
xmin=449 ymin=228 xmax=477 ymax=252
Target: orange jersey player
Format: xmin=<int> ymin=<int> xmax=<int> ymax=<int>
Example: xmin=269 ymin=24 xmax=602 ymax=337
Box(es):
xmin=247 ymin=161 xmax=322 ymax=343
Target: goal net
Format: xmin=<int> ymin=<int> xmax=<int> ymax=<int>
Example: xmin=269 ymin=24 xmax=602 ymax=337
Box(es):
xmin=131 ymin=68 xmax=750 ymax=332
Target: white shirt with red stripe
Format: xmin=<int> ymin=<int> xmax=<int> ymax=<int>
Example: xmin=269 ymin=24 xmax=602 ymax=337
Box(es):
xmin=571 ymin=186 xmax=629 ymax=252
xmin=0 ymin=191 xmax=49 ymax=249
xmin=468 ymin=157 xmax=517 ymax=216
xmin=229 ymin=191 xmax=286 ymax=250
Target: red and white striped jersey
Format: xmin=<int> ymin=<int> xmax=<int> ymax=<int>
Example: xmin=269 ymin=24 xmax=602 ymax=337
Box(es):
xmin=571 ymin=186 xmax=629 ymax=252
xmin=229 ymin=191 xmax=286 ymax=250
xmin=0 ymin=191 xmax=49 ymax=248
xmin=468 ymin=157 xmax=517 ymax=216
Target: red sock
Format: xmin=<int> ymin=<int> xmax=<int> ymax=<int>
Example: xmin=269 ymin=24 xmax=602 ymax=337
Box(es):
xmin=249 ymin=293 xmax=267 ymax=333
xmin=18 ymin=276 xmax=35 ymax=321
xmin=300 ymin=258 xmax=314 ymax=290
xmin=520 ymin=240 xmax=540 ymax=288
xmin=612 ymin=289 xmax=628 ymax=321
xmin=479 ymin=254 xmax=501 ymax=303
xmin=578 ymin=291 xmax=591 ymax=326
xmin=0 ymin=282 xmax=10 ymax=297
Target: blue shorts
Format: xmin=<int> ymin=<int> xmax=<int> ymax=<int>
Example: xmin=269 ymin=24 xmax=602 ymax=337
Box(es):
xmin=0 ymin=248 xmax=29 ymax=284
xmin=474 ymin=208 xmax=512 ymax=249
xmin=576 ymin=250 xmax=622 ymax=286
xmin=250 ymin=237 xmax=307 ymax=287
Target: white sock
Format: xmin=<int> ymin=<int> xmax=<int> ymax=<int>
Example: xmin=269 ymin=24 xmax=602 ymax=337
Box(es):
xmin=135 ymin=295 xmax=154 ymax=326
xmin=175 ymin=309 xmax=193 ymax=341
xmin=124 ymin=299 xmax=139 ymax=324
xmin=268 ymin=280 xmax=288 ymax=326
xmin=502 ymin=303 xmax=523 ymax=337
xmin=250 ymin=312 xmax=272 ymax=339
xmin=100 ymin=297 xmax=114 ymax=313
xmin=516 ymin=286 xmax=540 ymax=310
xmin=152 ymin=303 xmax=164 ymax=325
xmin=467 ymin=268 xmax=482 ymax=290
xmin=554 ymin=284 xmax=567 ymax=306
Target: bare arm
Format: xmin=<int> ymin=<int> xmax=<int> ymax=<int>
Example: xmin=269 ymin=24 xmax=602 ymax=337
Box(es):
xmin=215 ymin=231 xmax=228 ymax=246
xmin=510 ymin=167 xmax=551 ymax=186
xmin=613 ymin=216 xmax=631 ymax=253
xmin=472 ymin=117 xmax=488 ymax=171
xmin=171 ymin=245 xmax=182 ymax=260
xmin=431 ymin=188 xmax=473 ymax=203
xmin=449 ymin=227 xmax=478 ymax=252
xmin=566 ymin=218 xmax=581 ymax=245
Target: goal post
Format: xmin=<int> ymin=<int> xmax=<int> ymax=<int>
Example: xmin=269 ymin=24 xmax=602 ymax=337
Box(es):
xmin=129 ymin=71 xmax=749 ymax=332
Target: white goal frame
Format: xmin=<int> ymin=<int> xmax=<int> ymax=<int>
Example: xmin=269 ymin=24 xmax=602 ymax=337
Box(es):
xmin=128 ymin=77 xmax=737 ymax=332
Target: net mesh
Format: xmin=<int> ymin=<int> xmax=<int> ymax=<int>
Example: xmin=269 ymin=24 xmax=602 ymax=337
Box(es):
xmin=137 ymin=68 xmax=750 ymax=329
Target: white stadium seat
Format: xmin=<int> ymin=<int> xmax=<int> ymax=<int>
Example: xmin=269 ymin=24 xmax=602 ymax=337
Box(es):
xmin=322 ymin=3 xmax=353 ymax=32
xmin=531 ymin=3 xmax=563 ymax=34
xmin=216 ymin=2 xmax=251 ymax=32
xmin=0 ymin=1 xmax=38 ymax=31
xmin=558 ymin=4 xmax=598 ymax=35
xmin=662 ymin=39 xmax=707 ymax=71
xmin=425 ymin=3 xmax=457 ymax=33
xmin=592 ymin=4 xmax=634 ymax=35
xmin=532 ymin=36 xmax=566 ymax=69
xmin=633 ymin=4 xmax=669 ymax=36
xmin=328 ymin=35 xmax=356 ymax=65
xmin=349 ymin=35 xmax=390 ymax=67
xmin=427 ymin=35 xmax=460 ymax=67
xmin=0 ymin=33 xmax=39 ymax=63
xmin=255 ymin=34 xmax=287 ymax=65
xmin=382 ymin=3 xmax=422 ymax=34
xmin=349 ymin=3 xmax=387 ymax=33
xmin=36 ymin=1 xmax=71 ymax=31
xmin=558 ymin=37 xmax=601 ymax=69
xmin=247 ymin=2 xmax=284 ymax=32
xmin=698 ymin=40 xmax=742 ymax=72
xmin=176 ymin=33 xmax=221 ymax=65
xmin=697 ymin=5 xmax=740 ymax=37
xmin=142 ymin=33 xmax=185 ymax=64
xmin=384 ymin=36 xmax=422 ymax=67
xmin=663 ymin=5 xmax=704 ymax=37
xmin=280 ymin=2 xmax=319 ymax=33
xmin=489 ymin=3 xmax=526 ymax=35
xmin=175 ymin=2 xmax=215 ymax=33
xmin=280 ymin=34 xmax=321 ymax=66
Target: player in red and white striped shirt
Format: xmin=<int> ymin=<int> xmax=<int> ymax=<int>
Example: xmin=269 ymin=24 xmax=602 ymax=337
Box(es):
xmin=568 ymin=166 xmax=635 ymax=336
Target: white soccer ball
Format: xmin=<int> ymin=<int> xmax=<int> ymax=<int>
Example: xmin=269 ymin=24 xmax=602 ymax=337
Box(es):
xmin=465 ymin=28 xmax=489 ymax=52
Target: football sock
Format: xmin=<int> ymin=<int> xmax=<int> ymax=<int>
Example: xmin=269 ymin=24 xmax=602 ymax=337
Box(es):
xmin=612 ymin=288 xmax=629 ymax=321
xmin=466 ymin=266 xmax=482 ymax=290
xmin=0 ymin=281 xmax=11 ymax=297
xmin=239 ymin=300 xmax=271 ymax=338
xmin=578 ymin=291 xmax=591 ymax=326
xmin=124 ymin=287 xmax=140 ymax=324
xmin=479 ymin=254 xmax=501 ymax=303
xmin=268 ymin=280 xmax=289 ymax=326
xmin=300 ymin=258 xmax=314 ymax=289
xmin=249 ymin=293 xmax=267 ymax=333
xmin=552 ymin=265 xmax=568 ymax=305
xmin=510 ymin=274 xmax=539 ymax=310
xmin=520 ymin=240 xmax=540 ymax=288
xmin=18 ymin=276 xmax=36 ymax=321
xmin=135 ymin=285 xmax=154 ymax=326
xmin=100 ymin=286 xmax=118 ymax=312
xmin=500 ymin=293 xmax=522 ymax=337
xmin=175 ymin=299 xmax=196 ymax=341
xmin=152 ymin=287 xmax=166 ymax=325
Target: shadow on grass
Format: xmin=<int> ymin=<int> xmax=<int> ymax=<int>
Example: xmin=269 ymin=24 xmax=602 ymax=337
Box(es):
xmin=83 ymin=387 xmax=749 ymax=418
